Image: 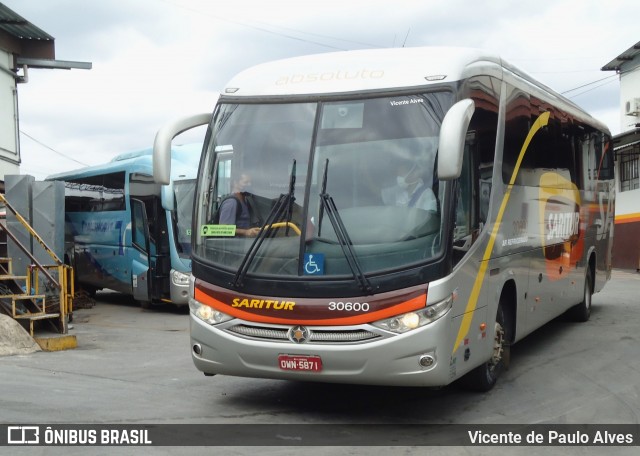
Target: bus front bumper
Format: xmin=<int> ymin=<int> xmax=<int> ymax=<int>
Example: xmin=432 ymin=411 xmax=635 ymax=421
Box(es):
xmin=169 ymin=269 xmax=190 ymax=305
xmin=189 ymin=312 xmax=458 ymax=387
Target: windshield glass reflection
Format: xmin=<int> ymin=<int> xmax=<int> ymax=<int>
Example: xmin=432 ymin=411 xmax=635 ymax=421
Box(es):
xmin=194 ymin=92 xmax=452 ymax=279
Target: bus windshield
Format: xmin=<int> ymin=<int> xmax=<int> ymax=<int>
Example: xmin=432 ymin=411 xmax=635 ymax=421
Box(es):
xmin=194 ymin=92 xmax=453 ymax=279
xmin=174 ymin=179 xmax=196 ymax=255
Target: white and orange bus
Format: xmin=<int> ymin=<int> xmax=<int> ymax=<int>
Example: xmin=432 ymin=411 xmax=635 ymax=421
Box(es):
xmin=154 ymin=47 xmax=614 ymax=391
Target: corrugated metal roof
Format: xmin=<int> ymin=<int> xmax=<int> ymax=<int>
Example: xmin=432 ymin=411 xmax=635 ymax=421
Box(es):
xmin=614 ymin=127 xmax=640 ymax=151
xmin=602 ymin=41 xmax=640 ymax=72
xmin=0 ymin=2 xmax=54 ymax=41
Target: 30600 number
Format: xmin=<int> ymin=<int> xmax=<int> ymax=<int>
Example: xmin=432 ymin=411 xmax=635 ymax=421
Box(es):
xmin=328 ymin=301 xmax=370 ymax=312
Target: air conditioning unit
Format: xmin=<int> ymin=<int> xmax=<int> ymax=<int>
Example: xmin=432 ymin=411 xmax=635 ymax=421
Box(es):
xmin=625 ymin=98 xmax=640 ymax=116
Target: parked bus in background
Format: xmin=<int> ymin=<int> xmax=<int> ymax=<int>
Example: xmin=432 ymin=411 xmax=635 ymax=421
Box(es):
xmin=154 ymin=47 xmax=614 ymax=390
xmin=47 ymin=143 xmax=201 ymax=308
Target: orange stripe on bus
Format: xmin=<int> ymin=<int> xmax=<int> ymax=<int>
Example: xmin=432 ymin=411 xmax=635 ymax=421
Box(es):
xmin=194 ymin=288 xmax=426 ymax=326
xmin=615 ymin=214 xmax=640 ymax=224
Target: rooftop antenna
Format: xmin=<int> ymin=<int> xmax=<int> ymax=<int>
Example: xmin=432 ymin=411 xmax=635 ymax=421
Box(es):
xmin=402 ymin=28 xmax=411 ymax=47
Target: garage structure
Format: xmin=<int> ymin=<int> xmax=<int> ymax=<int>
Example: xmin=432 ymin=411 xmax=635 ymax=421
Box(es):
xmin=0 ymin=2 xmax=90 ymax=191
xmin=0 ymin=3 xmax=89 ymax=341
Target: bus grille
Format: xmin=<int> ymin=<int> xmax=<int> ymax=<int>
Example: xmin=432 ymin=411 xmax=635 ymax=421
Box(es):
xmin=226 ymin=324 xmax=381 ymax=344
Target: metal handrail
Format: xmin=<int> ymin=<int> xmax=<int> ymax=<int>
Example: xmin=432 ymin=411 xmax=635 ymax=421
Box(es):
xmin=0 ymin=193 xmax=74 ymax=332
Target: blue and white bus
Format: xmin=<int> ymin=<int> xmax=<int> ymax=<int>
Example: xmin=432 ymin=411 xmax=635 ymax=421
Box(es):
xmin=47 ymin=143 xmax=201 ymax=307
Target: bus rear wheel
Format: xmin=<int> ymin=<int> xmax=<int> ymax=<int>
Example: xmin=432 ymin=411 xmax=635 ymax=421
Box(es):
xmin=566 ymin=269 xmax=593 ymax=322
xmin=461 ymin=304 xmax=509 ymax=392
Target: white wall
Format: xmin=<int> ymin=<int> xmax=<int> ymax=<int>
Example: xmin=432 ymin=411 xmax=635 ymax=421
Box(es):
xmin=616 ymin=188 xmax=640 ymax=219
xmin=619 ymin=58 xmax=640 ymax=133
xmin=0 ymin=50 xmax=21 ymax=180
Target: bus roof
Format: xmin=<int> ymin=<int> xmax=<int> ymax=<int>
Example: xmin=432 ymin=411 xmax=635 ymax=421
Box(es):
xmin=47 ymin=143 xmax=202 ymax=182
xmin=223 ymin=47 xmax=501 ymax=97
xmin=111 ymin=143 xmax=202 ymax=164
xmin=221 ymin=46 xmax=609 ymax=134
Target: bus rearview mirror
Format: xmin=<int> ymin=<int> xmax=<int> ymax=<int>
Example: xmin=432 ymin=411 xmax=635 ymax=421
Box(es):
xmin=438 ymin=99 xmax=475 ymax=181
xmin=153 ymin=113 xmax=211 ymax=184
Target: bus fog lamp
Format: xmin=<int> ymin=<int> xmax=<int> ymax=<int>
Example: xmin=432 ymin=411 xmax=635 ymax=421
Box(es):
xmin=419 ymin=354 xmax=435 ymax=368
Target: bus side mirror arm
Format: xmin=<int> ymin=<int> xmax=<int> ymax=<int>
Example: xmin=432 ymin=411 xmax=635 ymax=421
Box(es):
xmin=438 ymin=99 xmax=475 ymax=181
xmin=161 ymin=185 xmax=174 ymax=211
xmin=153 ymin=113 xmax=211 ymax=184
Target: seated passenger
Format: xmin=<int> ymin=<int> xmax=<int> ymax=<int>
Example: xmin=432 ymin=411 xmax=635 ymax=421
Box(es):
xmin=381 ymin=162 xmax=437 ymax=212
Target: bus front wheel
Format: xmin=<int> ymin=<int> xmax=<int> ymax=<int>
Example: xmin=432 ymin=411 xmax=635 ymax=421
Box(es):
xmin=461 ymin=303 xmax=509 ymax=392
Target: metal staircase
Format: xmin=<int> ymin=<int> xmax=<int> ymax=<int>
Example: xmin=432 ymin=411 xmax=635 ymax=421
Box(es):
xmin=0 ymin=194 xmax=74 ymax=337
xmin=0 ymin=257 xmax=59 ymax=336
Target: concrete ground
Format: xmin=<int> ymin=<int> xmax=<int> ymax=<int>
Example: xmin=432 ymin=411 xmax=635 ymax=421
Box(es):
xmin=1 ymin=270 xmax=639 ymax=455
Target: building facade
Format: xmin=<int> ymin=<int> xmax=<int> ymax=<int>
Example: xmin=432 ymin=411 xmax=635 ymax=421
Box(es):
xmin=602 ymin=41 xmax=640 ymax=270
xmin=0 ymin=3 xmax=57 ymax=189
xmin=0 ymin=2 xmax=90 ymax=191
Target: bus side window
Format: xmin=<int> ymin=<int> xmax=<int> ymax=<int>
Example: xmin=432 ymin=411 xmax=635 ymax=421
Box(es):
xmin=454 ymin=139 xmax=473 ymax=244
xmin=453 ymin=101 xmax=497 ymax=265
xmin=131 ymin=199 xmax=150 ymax=253
xmin=454 ymin=132 xmax=480 ymax=265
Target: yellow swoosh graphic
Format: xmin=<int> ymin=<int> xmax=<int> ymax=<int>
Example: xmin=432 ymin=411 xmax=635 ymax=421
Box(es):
xmin=452 ymin=111 xmax=550 ymax=354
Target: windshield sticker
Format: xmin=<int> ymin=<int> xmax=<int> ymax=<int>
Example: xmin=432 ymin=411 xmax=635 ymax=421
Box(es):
xmin=304 ymin=253 xmax=324 ymax=275
xmin=201 ymin=224 xmax=236 ymax=237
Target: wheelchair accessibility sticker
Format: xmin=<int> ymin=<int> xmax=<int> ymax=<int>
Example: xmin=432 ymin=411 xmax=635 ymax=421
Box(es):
xmin=304 ymin=253 xmax=324 ymax=275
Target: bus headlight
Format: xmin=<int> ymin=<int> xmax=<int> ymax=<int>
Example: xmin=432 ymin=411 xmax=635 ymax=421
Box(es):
xmin=371 ymin=295 xmax=452 ymax=334
xmin=172 ymin=270 xmax=190 ymax=286
xmin=189 ymin=298 xmax=233 ymax=325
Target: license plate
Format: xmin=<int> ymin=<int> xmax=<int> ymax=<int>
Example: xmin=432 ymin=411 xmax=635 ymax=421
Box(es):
xmin=278 ymin=354 xmax=323 ymax=372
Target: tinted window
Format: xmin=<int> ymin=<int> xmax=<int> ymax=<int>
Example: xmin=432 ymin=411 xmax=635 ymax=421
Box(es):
xmin=502 ymin=88 xmax=579 ymax=188
xmin=63 ymin=172 xmax=126 ymax=212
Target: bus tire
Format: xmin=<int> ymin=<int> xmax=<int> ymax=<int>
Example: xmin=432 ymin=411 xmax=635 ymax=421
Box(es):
xmin=566 ymin=269 xmax=592 ymax=322
xmin=461 ymin=303 xmax=508 ymax=392
xmin=83 ymin=285 xmax=98 ymax=298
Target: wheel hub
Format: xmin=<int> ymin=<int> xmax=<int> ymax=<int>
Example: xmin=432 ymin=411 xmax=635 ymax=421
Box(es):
xmin=491 ymin=321 xmax=505 ymax=366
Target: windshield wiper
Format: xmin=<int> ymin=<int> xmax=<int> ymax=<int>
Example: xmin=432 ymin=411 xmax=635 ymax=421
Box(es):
xmin=318 ymin=159 xmax=373 ymax=294
xmin=232 ymin=160 xmax=297 ymax=289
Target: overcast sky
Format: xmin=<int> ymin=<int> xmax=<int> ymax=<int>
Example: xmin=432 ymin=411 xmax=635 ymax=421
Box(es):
xmin=4 ymin=0 xmax=639 ymax=179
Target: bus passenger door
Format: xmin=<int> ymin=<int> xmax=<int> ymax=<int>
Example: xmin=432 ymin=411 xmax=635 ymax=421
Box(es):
xmin=131 ymin=198 xmax=151 ymax=302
